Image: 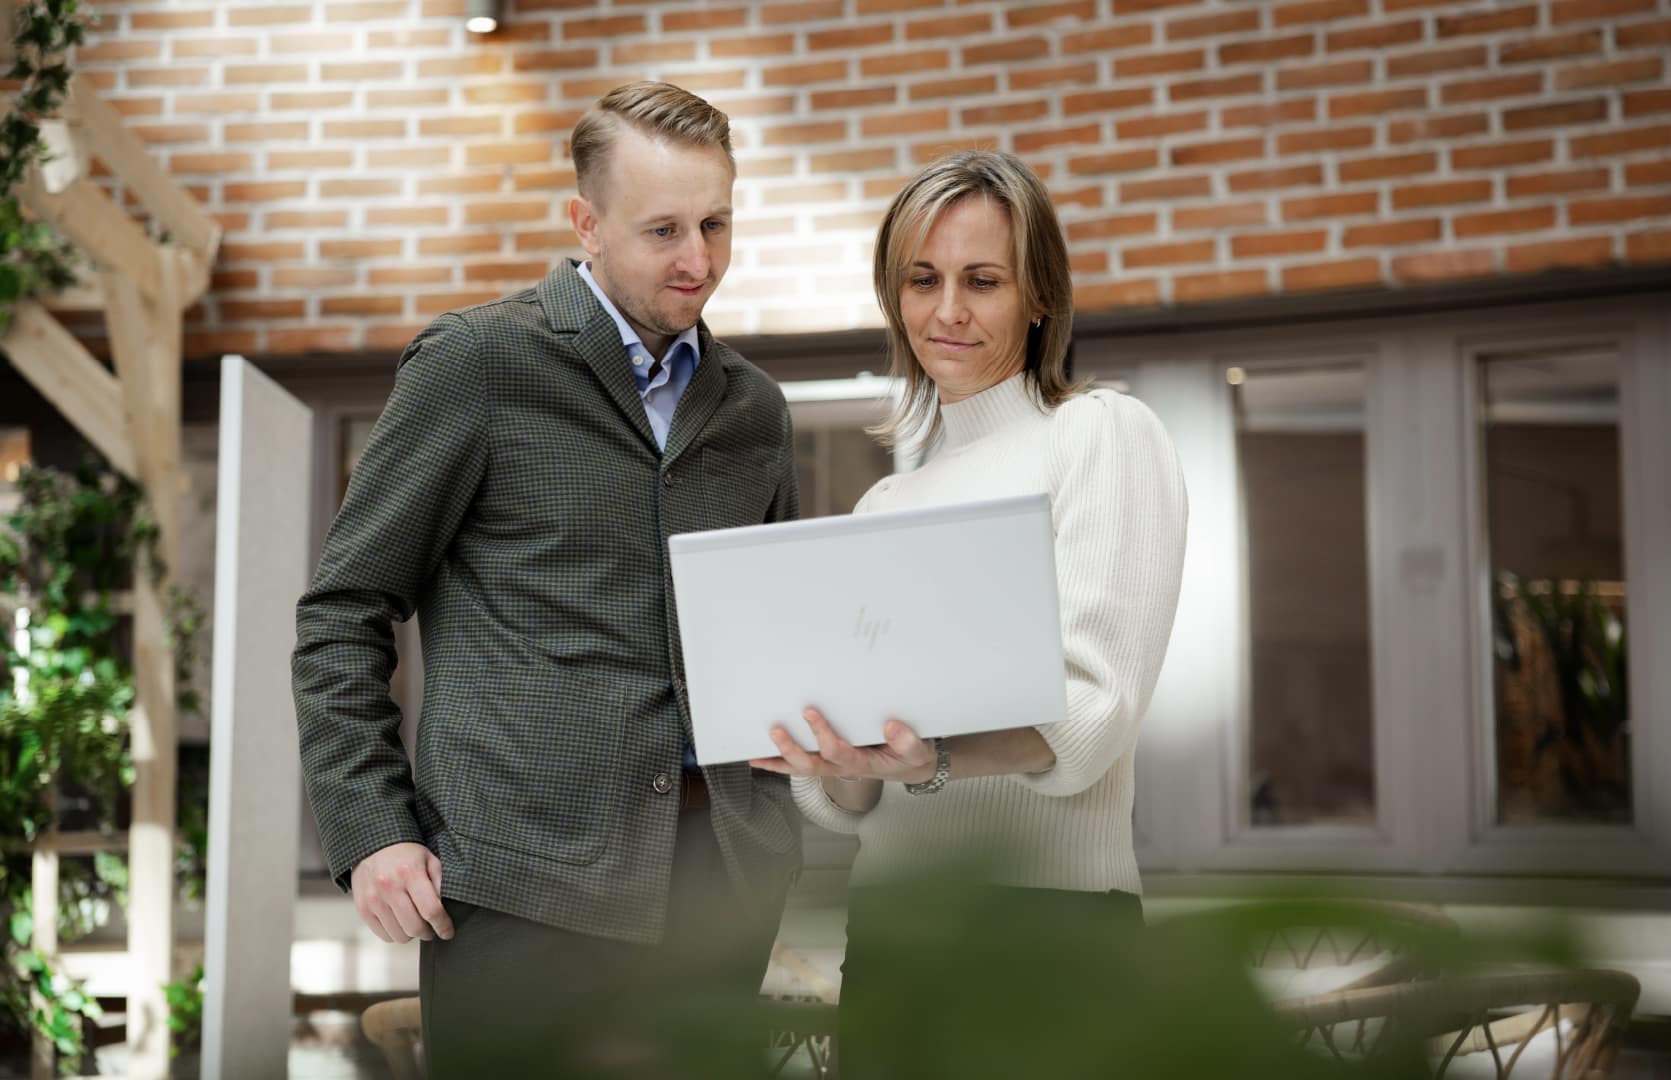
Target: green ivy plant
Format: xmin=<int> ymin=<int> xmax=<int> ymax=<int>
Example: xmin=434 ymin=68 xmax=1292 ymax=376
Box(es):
xmin=0 ymin=458 xmax=203 ymax=1073
xmin=0 ymin=0 xmax=92 ymax=333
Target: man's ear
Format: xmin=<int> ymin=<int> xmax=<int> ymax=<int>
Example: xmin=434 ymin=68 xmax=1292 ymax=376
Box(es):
xmin=569 ymin=195 xmax=603 ymax=257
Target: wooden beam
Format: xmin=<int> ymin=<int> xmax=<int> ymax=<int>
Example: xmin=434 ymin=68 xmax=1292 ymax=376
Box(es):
xmin=17 ymin=171 xmax=161 ymax=308
xmin=30 ymin=846 xmax=57 ymax=1080
xmin=65 ymin=75 xmax=220 ymax=261
xmin=0 ymin=301 xmax=138 ymax=478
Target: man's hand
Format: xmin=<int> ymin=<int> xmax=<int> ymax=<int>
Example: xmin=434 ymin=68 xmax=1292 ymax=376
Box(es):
xmin=351 ymin=842 xmax=455 ymax=944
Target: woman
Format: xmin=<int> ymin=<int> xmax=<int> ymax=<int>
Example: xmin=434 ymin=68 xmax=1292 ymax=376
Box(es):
xmin=749 ymin=151 xmax=1189 ymax=1075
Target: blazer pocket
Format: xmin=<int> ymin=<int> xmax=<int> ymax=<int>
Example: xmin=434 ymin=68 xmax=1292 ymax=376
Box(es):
xmin=700 ymin=446 xmax=781 ymax=528
xmin=452 ymin=661 xmax=626 ymax=866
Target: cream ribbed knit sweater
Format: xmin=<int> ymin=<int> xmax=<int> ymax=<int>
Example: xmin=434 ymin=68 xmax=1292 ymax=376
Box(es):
xmin=790 ymin=373 xmax=1188 ymax=896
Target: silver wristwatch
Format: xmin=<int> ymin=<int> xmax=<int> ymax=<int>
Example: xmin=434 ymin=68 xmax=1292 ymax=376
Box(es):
xmin=903 ymin=737 xmax=951 ymax=796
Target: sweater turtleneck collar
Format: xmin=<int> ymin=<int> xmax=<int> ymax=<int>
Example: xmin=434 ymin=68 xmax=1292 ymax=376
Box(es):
xmin=936 ymin=372 xmax=1046 ymax=450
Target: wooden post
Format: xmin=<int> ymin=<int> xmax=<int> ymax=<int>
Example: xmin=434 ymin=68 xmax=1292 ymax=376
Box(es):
xmin=29 ymin=794 xmax=59 ymax=1080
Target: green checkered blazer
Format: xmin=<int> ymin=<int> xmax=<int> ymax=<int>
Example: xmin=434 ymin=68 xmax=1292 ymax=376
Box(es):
xmin=292 ymin=259 xmax=802 ymax=944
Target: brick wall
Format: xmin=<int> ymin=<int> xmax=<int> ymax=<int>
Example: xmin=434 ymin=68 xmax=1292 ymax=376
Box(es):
xmin=65 ymin=0 xmax=1671 ymax=358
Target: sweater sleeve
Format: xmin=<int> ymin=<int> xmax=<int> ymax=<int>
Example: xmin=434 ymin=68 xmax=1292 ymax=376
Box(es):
xmin=1007 ymin=390 xmax=1188 ymax=799
xmin=788 ymin=480 xmax=889 ymax=834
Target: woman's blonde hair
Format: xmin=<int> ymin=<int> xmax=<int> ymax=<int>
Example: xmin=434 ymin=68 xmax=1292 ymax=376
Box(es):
xmin=570 ymin=81 xmax=734 ymax=206
xmin=871 ymin=150 xmax=1082 ymax=446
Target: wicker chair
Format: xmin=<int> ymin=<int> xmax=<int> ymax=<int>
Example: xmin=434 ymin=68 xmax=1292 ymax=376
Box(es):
xmin=1277 ymin=968 xmax=1641 ymax=1079
xmin=1237 ymin=899 xmax=1462 ymax=1000
xmin=360 ymin=993 xmax=839 ymax=1078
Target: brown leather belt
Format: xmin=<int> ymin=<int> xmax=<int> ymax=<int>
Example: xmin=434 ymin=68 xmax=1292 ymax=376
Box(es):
xmin=679 ymin=772 xmax=709 ymax=812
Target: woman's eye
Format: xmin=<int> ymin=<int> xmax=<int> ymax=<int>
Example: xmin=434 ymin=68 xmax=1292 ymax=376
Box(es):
xmin=971 ymin=278 xmax=998 ymax=289
xmin=909 ymin=276 xmax=936 ymax=289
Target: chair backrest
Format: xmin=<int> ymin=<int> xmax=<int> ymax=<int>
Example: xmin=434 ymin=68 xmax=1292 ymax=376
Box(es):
xmin=1239 ymin=899 xmax=1462 ymax=999
xmin=1277 ymin=969 xmax=1641 ymax=1079
xmin=360 ymin=996 xmax=424 ymax=1080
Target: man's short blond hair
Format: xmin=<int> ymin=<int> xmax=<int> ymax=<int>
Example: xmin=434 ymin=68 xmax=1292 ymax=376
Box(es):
xmin=570 ymin=81 xmax=734 ymax=203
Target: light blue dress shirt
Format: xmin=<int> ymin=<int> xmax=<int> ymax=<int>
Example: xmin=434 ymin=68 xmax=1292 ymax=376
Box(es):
xmin=576 ymin=260 xmax=700 ymax=453
xmin=577 ymin=261 xmax=704 ymax=771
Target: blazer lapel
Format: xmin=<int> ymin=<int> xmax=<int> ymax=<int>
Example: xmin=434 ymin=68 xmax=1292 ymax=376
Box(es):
xmin=538 ymin=260 xmax=658 ymax=452
xmin=661 ymin=325 xmax=728 ymax=470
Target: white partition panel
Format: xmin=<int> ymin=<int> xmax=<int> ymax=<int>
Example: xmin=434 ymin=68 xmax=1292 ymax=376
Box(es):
xmin=202 ymin=357 xmax=313 ymax=1079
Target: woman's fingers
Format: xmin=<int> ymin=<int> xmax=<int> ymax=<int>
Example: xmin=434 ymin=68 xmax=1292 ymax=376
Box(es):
xmin=804 ymin=708 xmax=862 ymax=768
xmin=882 ymin=718 xmax=934 ymax=765
xmin=765 ymin=724 xmax=830 ymax=775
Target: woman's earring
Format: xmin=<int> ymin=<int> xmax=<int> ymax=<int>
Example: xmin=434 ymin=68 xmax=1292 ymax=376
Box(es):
xmin=1032 ymin=317 xmax=1042 ymax=328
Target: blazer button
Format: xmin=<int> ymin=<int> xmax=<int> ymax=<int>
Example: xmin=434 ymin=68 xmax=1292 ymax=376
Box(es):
xmin=652 ymin=772 xmax=673 ymax=795
xmin=662 ymin=472 xmax=673 ymax=489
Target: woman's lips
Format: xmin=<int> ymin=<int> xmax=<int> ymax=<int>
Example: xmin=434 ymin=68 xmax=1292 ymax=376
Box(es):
xmin=930 ymin=337 xmax=977 ymax=351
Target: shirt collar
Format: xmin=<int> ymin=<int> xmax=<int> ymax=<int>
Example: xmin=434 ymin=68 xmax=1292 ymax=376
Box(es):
xmin=577 ymin=260 xmax=701 ymax=367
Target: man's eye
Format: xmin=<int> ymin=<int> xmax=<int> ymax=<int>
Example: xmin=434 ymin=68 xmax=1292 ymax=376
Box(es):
xmin=652 ymin=226 xmax=674 ymax=238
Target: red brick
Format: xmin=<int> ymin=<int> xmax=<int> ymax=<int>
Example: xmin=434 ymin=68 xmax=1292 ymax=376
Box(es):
xmin=1343 ymin=219 xmax=1442 ymax=247
xmin=222 ymin=298 xmax=307 ymax=320
xmin=1069 ymin=149 xmax=1161 ymax=175
xmin=1228 ymin=164 xmax=1325 ymax=193
xmin=1625 ymin=90 xmax=1671 ymax=118
xmin=318 ymin=296 xmax=405 ymax=317
xmin=761 ymin=121 xmax=848 ymax=146
xmin=1556 ymin=57 xmax=1664 ymax=91
xmin=1387 ymin=113 xmax=1490 ymax=143
xmin=1062 ymin=24 xmax=1155 ymax=53
xmin=855 ymin=0 xmax=942 ymax=11
xmin=184 ymin=330 xmax=262 ymax=357
xmin=172 ymin=36 xmax=260 ymax=58
xmin=1327 ymin=20 xmax=1423 ymax=50
xmin=1064 ymin=88 xmax=1154 ymax=115
xmin=965 ymin=37 xmax=1051 ymax=64
xmin=1436 ymin=6 xmax=1538 ymax=36
xmin=1273 ymin=0 xmax=1368 ymax=24
xmin=1504 ymin=99 xmax=1608 ymax=131
xmin=1500 ymin=31 xmax=1602 ymax=63
xmin=1053 ymin=186 xmax=1105 ymax=210
xmin=1278 ymin=126 xmax=1374 ymax=154
xmin=366 ymin=207 xmax=450 ymax=227
xmin=1388 ymin=45 xmax=1488 ymax=78
xmin=465 ymin=83 xmax=549 ymax=106
xmin=130 ymin=9 xmax=216 ymax=29
xmin=1015 ymin=124 xmax=1104 ymax=153
xmin=1168 ymin=10 xmax=1261 ymax=39
xmin=1455 ymin=206 xmax=1559 ymax=237
xmin=759 ymin=1 xmax=843 ymax=23
xmin=1123 ymin=175 xmax=1215 ymax=200
xmin=1625 ymin=158 xmax=1671 ymax=184
xmin=1338 ymin=151 xmax=1437 ymax=182
xmin=1625 ymin=229 xmax=1671 ymax=261
xmin=418 ymin=235 xmax=501 ymax=256
xmin=76 ymin=40 xmax=164 ymax=61
xmin=511 ymin=49 xmax=598 ymax=71
xmin=1221 ymin=35 xmax=1314 ymax=65
xmin=1011 ymin=63 xmax=1102 ymax=90
xmin=416 ymin=291 xmax=504 ymax=316
xmin=1281 ymin=258 xmax=1382 ymax=291
xmin=1169 ymin=73 xmax=1264 ymax=102
xmin=421 ymin=174 xmax=503 ymax=196
xmin=368 ymin=89 xmax=451 ymax=108
xmin=1006 ymin=0 xmax=1096 ymax=26
xmin=1075 ymin=279 xmax=1163 ymax=308
xmin=1231 ymin=230 xmax=1329 ymax=257
xmin=323 ymin=120 xmax=407 ymax=139
xmin=212 ymin=270 xmax=262 ymax=291
xmin=709 ymin=35 xmax=795 ymax=58
xmin=1124 ymin=239 xmax=1215 ymax=269
xmin=325 ymin=1 xmax=407 ymax=20
xmin=1222 ymin=100 xmax=1318 ymax=127
xmin=1278 ymin=59 xmax=1374 ymax=90
xmin=613 ymin=41 xmax=699 ymax=63
xmin=562 ymin=15 xmax=645 ymax=38
xmin=1173 ymin=203 xmax=1269 ymax=230
xmin=908 ymin=76 xmax=997 ymax=100
xmin=1569 ymin=195 xmax=1671 ymax=225
xmin=369 ymin=268 xmax=454 ymax=286
xmin=1173 ymin=270 xmax=1269 ymax=304
xmin=127 ymin=66 xmax=211 ymax=87
xmin=1332 ymin=88 xmax=1430 ymax=118
xmin=1504 ymin=237 xmax=1614 ymax=273
xmin=860 ymin=49 xmax=950 ymax=77
xmin=1570 ymin=123 xmax=1671 ymax=157
xmin=1115 ymin=49 xmax=1206 ymax=77
xmin=222 ymin=240 xmax=308 ymax=261
xmin=464 ymin=199 xmax=551 ymax=225
xmin=1282 ymin=191 xmax=1379 ymax=219
xmin=463 ymin=260 xmax=550 ymax=282
xmin=810 ymin=148 xmax=898 ymax=172
xmin=1441 ymin=73 xmax=1544 ymax=105
xmin=861 ymin=109 xmax=950 ymax=138
xmin=1116 ymin=112 xmax=1208 ymax=139
xmin=1506 ymin=167 xmax=1612 ymax=197
xmin=321 ymin=62 xmax=404 ymax=81
xmin=807 ymin=24 xmax=894 ymax=50
xmin=320 ymin=239 xmax=406 ymax=259
xmin=421 ymin=116 xmax=503 ymax=138
xmin=963 ymin=101 xmax=1052 ymax=126
xmin=1392 ymin=179 xmax=1493 ymax=209
xmin=1617 ymin=18 xmax=1671 ymax=47
xmin=1552 ymin=0 xmax=1655 ymax=19
xmin=1450 ymin=139 xmax=1554 ymax=169
xmin=170 ymin=152 xmax=253 ymax=174
xmin=762 ymin=60 xmax=850 ymax=86
xmin=365 ymin=28 xmax=455 ymax=48
xmin=512 ymin=167 xmax=578 ymax=191
xmin=908 ymin=13 xmax=993 ymax=38
xmin=270 ymin=91 xmax=354 ymax=111
xmin=465 ymin=141 xmax=554 ymax=167
xmin=132 ymin=123 xmax=212 ymax=144
xmin=664 ymin=5 xmax=748 ymax=31
xmin=1392 ymin=249 xmax=1496 ymax=282
xmin=1069 ymin=251 xmax=1111 ymax=275
xmin=1171 ymin=137 xmax=1266 ymax=166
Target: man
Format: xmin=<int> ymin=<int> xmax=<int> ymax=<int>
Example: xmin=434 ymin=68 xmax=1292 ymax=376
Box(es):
xmin=292 ymin=82 xmax=802 ymax=1074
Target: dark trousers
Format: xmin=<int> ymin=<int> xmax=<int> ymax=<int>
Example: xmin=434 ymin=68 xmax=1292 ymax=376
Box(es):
xmin=836 ymin=882 xmax=1145 ymax=1080
xmin=419 ymin=808 xmax=780 ymax=1078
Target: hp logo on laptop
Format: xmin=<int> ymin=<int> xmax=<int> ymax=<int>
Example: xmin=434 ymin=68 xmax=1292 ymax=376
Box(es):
xmin=853 ymin=607 xmax=892 ymax=652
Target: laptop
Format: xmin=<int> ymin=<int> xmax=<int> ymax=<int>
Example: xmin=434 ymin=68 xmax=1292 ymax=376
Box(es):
xmin=668 ymin=493 xmax=1067 ymax=765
